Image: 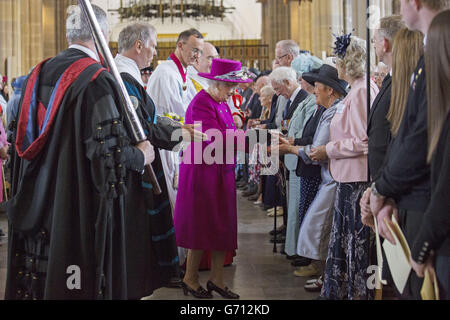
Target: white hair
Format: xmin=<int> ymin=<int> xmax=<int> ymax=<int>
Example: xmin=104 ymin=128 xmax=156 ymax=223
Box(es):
xmin=205 ymin=79 xmax=221 ymax=88
xmin=269 ymin=67 xmax=297 ymax=84
xmin=377 ymin=61 xmax=389 ymax=72
xmin=206 ymin=79 xmax=238 ymax=91
xmin=66 ymin=5 xmax=108 ymax=44
xmin=118 ymin=23 xmax=157 ymax=53
xmin=276 ymin=40 xmax=300 ymax=58
xmin=260 ymin=85 xmax=275 ymax=97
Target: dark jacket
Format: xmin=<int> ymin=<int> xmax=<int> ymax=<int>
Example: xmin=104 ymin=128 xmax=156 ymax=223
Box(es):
xmin=375 ymin=56 xmax=430 ymax=212
xmin=240 ymin=87 xmax=253 ymax=111
xmin=247 ymin=93 xmax=263 ymax=120
xmin=295 ymin=105 xmax=326 ymax=177
xmin=412 ymin=111 xmax=450 ymax=261
xmin=262 ymin=89 xmax=309 ymax=130
xmin=284 ymin=89 xmax=309 ymax=120
xmin=368 ymin=74 xmax=392 ymax=180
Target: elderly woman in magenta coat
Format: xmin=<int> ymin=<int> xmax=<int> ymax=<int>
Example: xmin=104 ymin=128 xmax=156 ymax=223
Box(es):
xmin=174 ymin=59 xmax=253 ymax=299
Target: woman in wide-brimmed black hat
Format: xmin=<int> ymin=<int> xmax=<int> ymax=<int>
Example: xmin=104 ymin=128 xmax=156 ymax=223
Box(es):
xmin=276 ymin=64 xmax=347 ymax=287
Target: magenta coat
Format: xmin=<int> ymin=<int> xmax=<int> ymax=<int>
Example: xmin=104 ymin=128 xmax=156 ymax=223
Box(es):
xmin=174 ymin=89 xmax=243 ymax=251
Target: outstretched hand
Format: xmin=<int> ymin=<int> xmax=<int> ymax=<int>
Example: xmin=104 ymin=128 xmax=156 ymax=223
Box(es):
xmin=181 ymin=123 xmax=208 ymax=142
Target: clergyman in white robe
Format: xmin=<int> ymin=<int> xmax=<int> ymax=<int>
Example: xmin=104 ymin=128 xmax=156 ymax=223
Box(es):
xmin=146 ymin=58 xmax=191 ymax=210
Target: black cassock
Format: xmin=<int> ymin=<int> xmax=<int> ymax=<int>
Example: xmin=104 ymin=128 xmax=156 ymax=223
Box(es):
xmin=5 ymin=48 xmax=177 ymax=300
xmin=120 ymin=72 xmax=182 ymax=299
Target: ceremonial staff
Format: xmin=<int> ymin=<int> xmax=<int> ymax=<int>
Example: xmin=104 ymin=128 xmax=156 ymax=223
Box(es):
xmin=78 ymin=0 xmax=162 ymax=195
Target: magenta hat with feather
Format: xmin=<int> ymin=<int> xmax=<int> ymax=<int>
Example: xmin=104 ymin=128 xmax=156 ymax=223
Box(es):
xmin=198 ymin=58 xmax=254 ymax=83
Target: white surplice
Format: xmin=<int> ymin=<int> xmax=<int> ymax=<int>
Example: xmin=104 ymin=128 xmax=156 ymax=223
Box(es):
xmin=146 ymin=59 xmax=191 ymax=210
xmin=114 ymin=53 xmax=144 ymax=86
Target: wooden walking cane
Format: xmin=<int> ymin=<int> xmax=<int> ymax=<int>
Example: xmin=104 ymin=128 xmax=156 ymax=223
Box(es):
xmin=1 ymin=163 xmax=7 ymax=202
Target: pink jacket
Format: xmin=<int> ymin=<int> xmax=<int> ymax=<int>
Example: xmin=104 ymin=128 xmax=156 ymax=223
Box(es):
xmin=326 ymin=77 xmax=379 ymax=183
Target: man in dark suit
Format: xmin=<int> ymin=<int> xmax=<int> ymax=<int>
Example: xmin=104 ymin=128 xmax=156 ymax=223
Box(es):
xmin=362 ymin=15 xmax=404 ymax=298
xmin=269 ymin=66 xmax=308 ymax=122
xmin=368 ymin=1 xmax=449 ymax=300
xmin=367 ymin=15 xmax=404 ymax=180
xmin=258 ymin=66 xmax=310 ymax=243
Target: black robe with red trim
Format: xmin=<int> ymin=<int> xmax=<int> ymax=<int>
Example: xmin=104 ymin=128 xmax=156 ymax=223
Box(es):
xmin=5 ymin=48 xmax=146 ymax=300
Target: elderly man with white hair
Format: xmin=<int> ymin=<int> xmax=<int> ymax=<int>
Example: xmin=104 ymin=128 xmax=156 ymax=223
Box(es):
xmin=257 ymin=66 xmax=310 ymax=240
xmin=269 ymin=66 xmax=308 ymax=123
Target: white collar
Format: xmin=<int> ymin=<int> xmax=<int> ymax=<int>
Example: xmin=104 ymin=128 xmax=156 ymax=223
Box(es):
xmin=69 ymin=44 xmax=99 ymax=61
xmin=289 ymin=85 xmax=302 ymax=103
xmin=114 ymin=54 xmax=144 ymax=86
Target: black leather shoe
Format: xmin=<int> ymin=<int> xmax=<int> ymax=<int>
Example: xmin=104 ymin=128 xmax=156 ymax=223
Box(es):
xmin=269 ymin=225 xmax=286 ymax=236
xmin=286 ymin=254 xmax=300 ymax=260
xmin=165 ymin=276 xmax=183 ymax=288
xmin=270 ymin=236 xmax=286 ymax=244
xmin=270 ymin=233 xmax=286 ymax=241
xmin=291 ymin=256 xmax=312 ymax=267
xmin=181 ymin=282 xmax=213 ymax=299
xmin=236 ymin=181 xmax=247 ymax=188
xmin=242 ymin=186 xmax=257 ymax=197
xmin=238 ymin=184 xmax=249 ymax=191
xmin=248 ymin=193 xmax=260 ymax=201
xmin=206 ymin=281 xmax=239 ymax=299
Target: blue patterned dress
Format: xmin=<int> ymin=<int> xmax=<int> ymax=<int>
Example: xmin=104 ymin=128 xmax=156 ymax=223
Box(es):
xmin=320 ymin=181 xmax=373 ymax=300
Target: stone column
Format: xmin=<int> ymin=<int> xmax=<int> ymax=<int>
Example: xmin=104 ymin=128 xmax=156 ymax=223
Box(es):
xmin=0 ymin=0 xmax=20 ymax=78
xmin=259 ymin=0 xmax=291 ymax=63
xmin=55 ymin=0 xmax=77 ymax=53
xmin=0 ymin=0 xmax=76 ymax=79
xmin=43 ymin=0 xmax=77 ymax=59
xmin=310 ymin=0 xmax=343 ymax=57
xmin=20 ymin=0 xmax=44 ymax=74
xmin=289 ymin=0 xmax=313 ymax=53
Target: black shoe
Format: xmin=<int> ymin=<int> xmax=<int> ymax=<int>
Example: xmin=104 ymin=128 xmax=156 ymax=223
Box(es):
xmin=0 ymin=229 xmax=5 ymax=238
xmin=286 ymin=255 xmax=300 ymax=260
xmin=206 ymin=281 xmax=239 ymax=299
xmin=236 ymin=181 xmax=247 ymax=188
xmin=291 ymin=256 xmax=312 ymax=267
xmin=248 ymin=193 xmax=260 ymax=201
xmin=269 ymin=225 xmax=286 ymax=236
xmin=238 ymin=184 xmax=249 ymax=190
xmin=270 ymin=236 xmax=286 ymax=244
xmin=270 ymin=233 xmax=286 ymax=241
xmin=165 ymin=276 xmax=183 ymax=288
xmin=242 ymin=186 xmax=257 ymax=197
xmin=181 ymin=282 xmax=213 ymax=299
